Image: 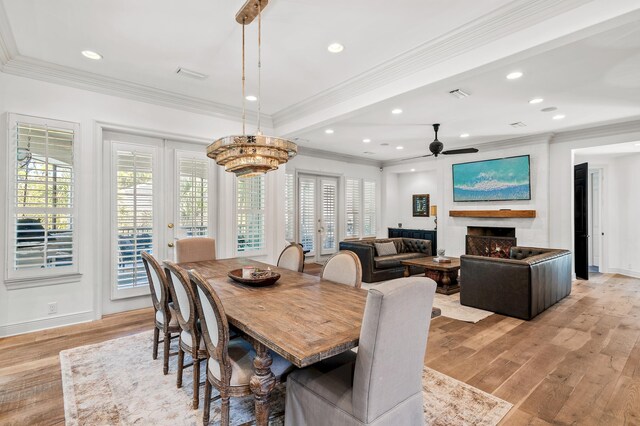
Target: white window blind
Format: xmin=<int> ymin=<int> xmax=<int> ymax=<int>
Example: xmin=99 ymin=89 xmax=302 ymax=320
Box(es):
xmin=178 ymin=158 xmax=208 ymax=238
xmin=9 ymin=117 xmax=77 ymax=279
xmin=345 ymin=178 xmax=361 ymax=238
xmin=284 ymin=172 xmax=294 ymax=242
xmin=237 ymin=175 xmax=265 ymax=253
xmin=363 ymin=180 xmax=377 ymax=237
xmin=321 ymin=180 xmax=337 ymax=253
xmin=115 ymin=149 xmax=154 ymax=290
xmin=299 ymin=177 xmax=316 ymax=254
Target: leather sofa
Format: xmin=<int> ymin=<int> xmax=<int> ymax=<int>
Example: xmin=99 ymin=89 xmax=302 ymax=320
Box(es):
xmin=460 ymin=246 xmax=572 ymax=320
xmin=338 ymin=238 xmax=432 ymax=283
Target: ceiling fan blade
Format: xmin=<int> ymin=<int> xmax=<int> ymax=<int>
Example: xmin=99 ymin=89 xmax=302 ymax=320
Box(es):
xmin=442 ymin=148 xmax=479 ymax=155
xmin=400 ymin=154 xmax=433 ymax=161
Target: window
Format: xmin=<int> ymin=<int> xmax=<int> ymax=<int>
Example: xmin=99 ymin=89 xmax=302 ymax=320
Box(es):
xmin=178 ymin=157 xmax=209 ymax=238
xmin=236 ymin=175 xmax=265 ymax=253
xmin=115 ymin=148 xmax=154 ymax=290
xmin=363 ymin=180 xmax=377 ymax=237
xmin=299 ymin=177 xmax=316 ymax=253
xmin=7 ymin=114 xmax=78 ymax=282
xmin=284 ymin=172 xmax=294 ymax=242
xmin=345 ymin=178 xmax=361 ymax=238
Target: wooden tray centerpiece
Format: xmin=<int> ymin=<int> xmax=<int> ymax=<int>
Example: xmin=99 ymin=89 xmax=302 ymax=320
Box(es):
xmin=227 ymin=268 xmax=281 ymax=287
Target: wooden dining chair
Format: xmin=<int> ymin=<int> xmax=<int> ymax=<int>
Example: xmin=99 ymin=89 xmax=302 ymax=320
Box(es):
xmin=141 ymin=252 xmax=180 ymax=375
xmin=321 ymin=250 xmax=363 ymax=288
xmin=164 ymin=261 xmax=208 ymax=409
xmin=277 ymin=243 xmax=304 ymax=272
xmin=176 ymin=237 xmax=216 ymax=263
xmin=188 ymin=270 xmax=294 ymax=425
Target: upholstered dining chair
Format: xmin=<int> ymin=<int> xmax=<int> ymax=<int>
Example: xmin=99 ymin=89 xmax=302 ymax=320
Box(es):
xmin=141 ymin=251 xmax=180 ymax=375
xmin=188 ymin=270 xmax=294 ymax=425
xmin=176 ymin=237 xmax=216 ymax=263
xmin=285 ymin=277 xmax=436 ymax=425
xmin=164 ymin=261 xmax=209 ymax=409
xmin=321 ymin=250 xmax=362 ymax=288
xmin=277 ymin=243 xmax=305 ymax=272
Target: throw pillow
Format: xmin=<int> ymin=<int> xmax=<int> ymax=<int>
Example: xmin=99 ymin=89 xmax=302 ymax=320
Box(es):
xmin=375 ymin=242 xmax=397 ymax=256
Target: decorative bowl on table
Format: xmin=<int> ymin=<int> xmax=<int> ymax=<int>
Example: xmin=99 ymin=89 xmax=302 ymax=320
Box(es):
xmin=227 ymin=268 xmax=281 ymax=287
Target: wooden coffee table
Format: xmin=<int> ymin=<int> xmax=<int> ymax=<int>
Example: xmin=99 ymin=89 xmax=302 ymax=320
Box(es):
xmin=401 ymin=256 xmax=460 ymax=295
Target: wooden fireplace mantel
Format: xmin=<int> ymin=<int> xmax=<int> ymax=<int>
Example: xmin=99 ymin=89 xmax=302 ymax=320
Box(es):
xmin=449 ymin=210 xmax=536 ymax=218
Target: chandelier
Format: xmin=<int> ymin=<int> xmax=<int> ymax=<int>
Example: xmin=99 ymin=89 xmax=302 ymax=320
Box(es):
xmin=207 ymin=0 xmax=297 ymax=178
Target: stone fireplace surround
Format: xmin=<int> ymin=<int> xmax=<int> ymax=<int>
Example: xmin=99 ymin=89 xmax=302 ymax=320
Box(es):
xmin=466 ymin=226 xmax=517 ymax=258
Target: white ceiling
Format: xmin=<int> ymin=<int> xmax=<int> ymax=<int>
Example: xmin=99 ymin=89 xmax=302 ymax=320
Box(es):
xmin=1 ymin=0 xmax=640 ymax=161
xmin=575 ymin=141 xmax=640 ymax=158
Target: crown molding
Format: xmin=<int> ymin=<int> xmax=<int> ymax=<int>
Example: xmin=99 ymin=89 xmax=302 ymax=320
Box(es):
xmin=271 ymin=0 xmax=590 ymax=128
xmin=0 ymin=1 xmax=18 ymax=68
xmin=296 ymin=146 xmax=383 ymax=168
xmin=551 ymin=118 xmax=640 ymax=144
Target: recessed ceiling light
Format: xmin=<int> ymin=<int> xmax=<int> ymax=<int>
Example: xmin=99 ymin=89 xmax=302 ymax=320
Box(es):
xmin=552 ymin=114 xmax=566 ymax=120
xmin=506 ymin=71 xmax=523 ymax=80
xmin=410 ymin=169 xmax=416 ymax=172
xmin=81 ymin=50 xmax=102 ymax=60
xmin=362 ymin=138 xmax=371 ymax=143
xmin=396 ymin=146 xmax=404 ymax=150
xmin=529 ymin=98 xmax=544 ymax=104
xmin=246 ymin=95 xmax=257 ymax=101
xmin=391 ymin=108 xmax=403 ymax=115
xmin=325 ymin=129 xmax=334 ymax=134
xmin=327 ymin=43 xmax=344 ymax=53
xmin=460 ymin=133 xmax=470 ymax=138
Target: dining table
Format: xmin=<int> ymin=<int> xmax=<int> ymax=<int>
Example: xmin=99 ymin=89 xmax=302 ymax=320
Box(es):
xmin=177 ymin=257 xmax=368 ymax=426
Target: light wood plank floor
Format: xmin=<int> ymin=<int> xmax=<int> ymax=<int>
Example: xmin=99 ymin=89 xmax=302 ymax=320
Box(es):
xmin=0 ymin=272 xmax=638 ymax=425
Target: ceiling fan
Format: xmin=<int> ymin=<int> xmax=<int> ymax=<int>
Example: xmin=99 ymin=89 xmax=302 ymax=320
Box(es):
xmin=403 ymin=123 xmax=479 ymax=160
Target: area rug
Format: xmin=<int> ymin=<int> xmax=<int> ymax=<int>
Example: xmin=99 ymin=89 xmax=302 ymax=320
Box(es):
xmin=60 ymin=331 xmax=511 ymax=425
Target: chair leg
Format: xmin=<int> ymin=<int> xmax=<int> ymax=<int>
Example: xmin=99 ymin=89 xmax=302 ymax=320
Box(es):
xmin=163 ymin=331 xmax=171 ymax=375
xmin=177 ymin=346 xmax=184 ymax=388
xmin=203 ymin=376 xmax=212 ymax=425
xmin=221 ymin=395 xmax=230 ymax=426
xmin=152 ymin=327 xmax=159 ymax=360
xmin=192 ymin=357 xmax=200 ymax=409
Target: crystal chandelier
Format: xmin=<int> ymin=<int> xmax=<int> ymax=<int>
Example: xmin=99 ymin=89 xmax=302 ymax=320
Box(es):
xmin=207 ymin=0 xmax=297 ymax=178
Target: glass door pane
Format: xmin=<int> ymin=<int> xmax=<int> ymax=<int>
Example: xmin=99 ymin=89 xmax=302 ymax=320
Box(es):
xmin=320 ymin=178 xmax=338 ymax=256
xmin=298 ymin=176 xmax=316 ymax=256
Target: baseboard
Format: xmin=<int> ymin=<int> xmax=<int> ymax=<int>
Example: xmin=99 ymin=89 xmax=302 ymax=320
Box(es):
xmin=0 ymin=310 xmax=95 ymax=338
xmin=608 ymin=268 xmax=640 ymax=279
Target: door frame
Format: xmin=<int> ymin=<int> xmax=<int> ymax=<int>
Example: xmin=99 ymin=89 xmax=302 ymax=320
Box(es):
xmin=588 ymin=166 xmax=606 ymax=274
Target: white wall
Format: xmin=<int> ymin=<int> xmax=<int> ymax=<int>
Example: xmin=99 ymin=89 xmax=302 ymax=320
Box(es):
xmin=386 ymin=171 xmax=438 ymax=230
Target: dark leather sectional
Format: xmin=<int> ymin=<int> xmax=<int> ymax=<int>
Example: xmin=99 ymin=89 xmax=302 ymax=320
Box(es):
xmin=460 ymin=246 xmax=572 ymax=320
xmin=339 ymin=238 xmax=432 ymax=283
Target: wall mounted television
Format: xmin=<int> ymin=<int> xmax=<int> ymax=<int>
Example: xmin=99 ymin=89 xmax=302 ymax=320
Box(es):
xmin=452 ymin=155 xmax=531 ymax=202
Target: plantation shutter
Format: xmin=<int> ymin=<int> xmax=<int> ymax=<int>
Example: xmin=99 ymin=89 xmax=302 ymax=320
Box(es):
xmin=345 ymin=178 xmax=361 ymax=238
xmin=178 ymin=157 xmax=209 ymax=238
xmin=298 ymin=176 xmax=316 ymax=254
xmin=115 ymin=149 xmax=154 ymax=290
xmin=236 ymin=175 xmax=265 ymax=253
xmin=363 ymin=180 xmax=377 ymax=237
xmin=285 ymin=172 xmax=295 ymax=242
xmin=11 ymin=121 xmax=76 ymax=276
xmin=320 ymin=179 xmax=338 ymax=254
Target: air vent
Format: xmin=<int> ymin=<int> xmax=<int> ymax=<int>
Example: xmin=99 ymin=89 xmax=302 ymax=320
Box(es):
xmin=541 ymin=106 xmax=557 ymax=112
xmin=510 ymin=122 xmax=527 ymax=128
xmin=176 ymin=68 xmax=209 ymax=80
xmin=449 ymin=89 xmax=470 ymax=99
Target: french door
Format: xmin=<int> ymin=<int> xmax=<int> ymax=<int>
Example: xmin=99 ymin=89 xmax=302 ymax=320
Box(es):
xmin=104 ymin=131 xmax=215 ymax=306
xmin=298 ymin=174 xmax=338 ymax=262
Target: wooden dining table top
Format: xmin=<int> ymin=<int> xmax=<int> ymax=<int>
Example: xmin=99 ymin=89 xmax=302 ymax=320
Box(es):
xmin=177 ymin=257 xmax=368 ymax=368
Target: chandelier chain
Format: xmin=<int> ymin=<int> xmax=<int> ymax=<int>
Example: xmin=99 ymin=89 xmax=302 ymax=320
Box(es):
xmin=242 ymin=17 xmax=246 ymax=135
xmin=257 ymin=1 xmax=262 ymax=134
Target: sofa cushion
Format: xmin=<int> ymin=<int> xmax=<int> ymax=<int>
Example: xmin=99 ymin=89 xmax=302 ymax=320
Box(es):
xmin=374 ymin=242 xmax=397 ymax=256
xmin=402 ymin=238 xmax=432 ymax=254
xmin=374 ymin=252 xmax=426 ymax=269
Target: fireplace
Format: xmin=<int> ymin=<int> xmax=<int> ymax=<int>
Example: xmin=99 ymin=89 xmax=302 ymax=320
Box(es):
xmin=466 ymin=226 xmax=516 ymax=258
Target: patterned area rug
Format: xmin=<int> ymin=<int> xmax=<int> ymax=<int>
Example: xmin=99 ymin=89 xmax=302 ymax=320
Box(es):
xmin=60 ymin=331 xmax=511 ymax=425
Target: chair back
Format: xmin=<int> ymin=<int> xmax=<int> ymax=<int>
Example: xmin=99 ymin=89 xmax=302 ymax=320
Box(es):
xmin=321 ymin=250 xmax=362 ymax=288
xmin=189 ymin=270 xmax=232 ymax=385
xmin=176 ymin=237 xmax=216 ymax=263
xmin=164 ymin=261 xmax=198 ymax=336
xmin=141 ymin=251 xmax=167 ymax=314
xmin=352 ymin=277 xmax=436 ymax=423
xmin=277 ymin=243 xmax=304 ymax=272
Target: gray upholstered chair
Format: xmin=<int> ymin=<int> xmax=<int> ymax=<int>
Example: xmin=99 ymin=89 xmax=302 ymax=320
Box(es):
xmin=176 ymin=237 xmax=216 ymax=263
xmin=189 ymin=270 xmax=294 ymax=425
xmin=141 ymin=251 xmax=180 ymax=375
xmin=321 ymin=250 xmax=362 ymax=288
xmin=277 ymin=243 xmax=304 ymax=272
xmin=285 ymin=277 xmax=436 ymax=425
xmin=164 ymin=261 xmax=208 ymax=409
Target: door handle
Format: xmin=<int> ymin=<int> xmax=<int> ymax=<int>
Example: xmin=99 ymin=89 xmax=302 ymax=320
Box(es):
xmin=168 ymin=242 xmax=174 ymax=248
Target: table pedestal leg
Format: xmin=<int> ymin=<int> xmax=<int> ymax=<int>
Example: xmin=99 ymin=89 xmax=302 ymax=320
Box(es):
xmin=249 ymin=342 xmax=276 ymax=426
xmin=404 ymin=265 xmax=410 ymax=277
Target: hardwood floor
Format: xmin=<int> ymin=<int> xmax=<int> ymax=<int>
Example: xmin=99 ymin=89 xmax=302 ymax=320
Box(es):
xmin=0 ymin=272 xmax=638 ymax=425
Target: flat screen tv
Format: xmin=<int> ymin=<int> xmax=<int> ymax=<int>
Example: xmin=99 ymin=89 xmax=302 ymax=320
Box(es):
xmin=452 ymin=155 xmax=531 ymax=202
